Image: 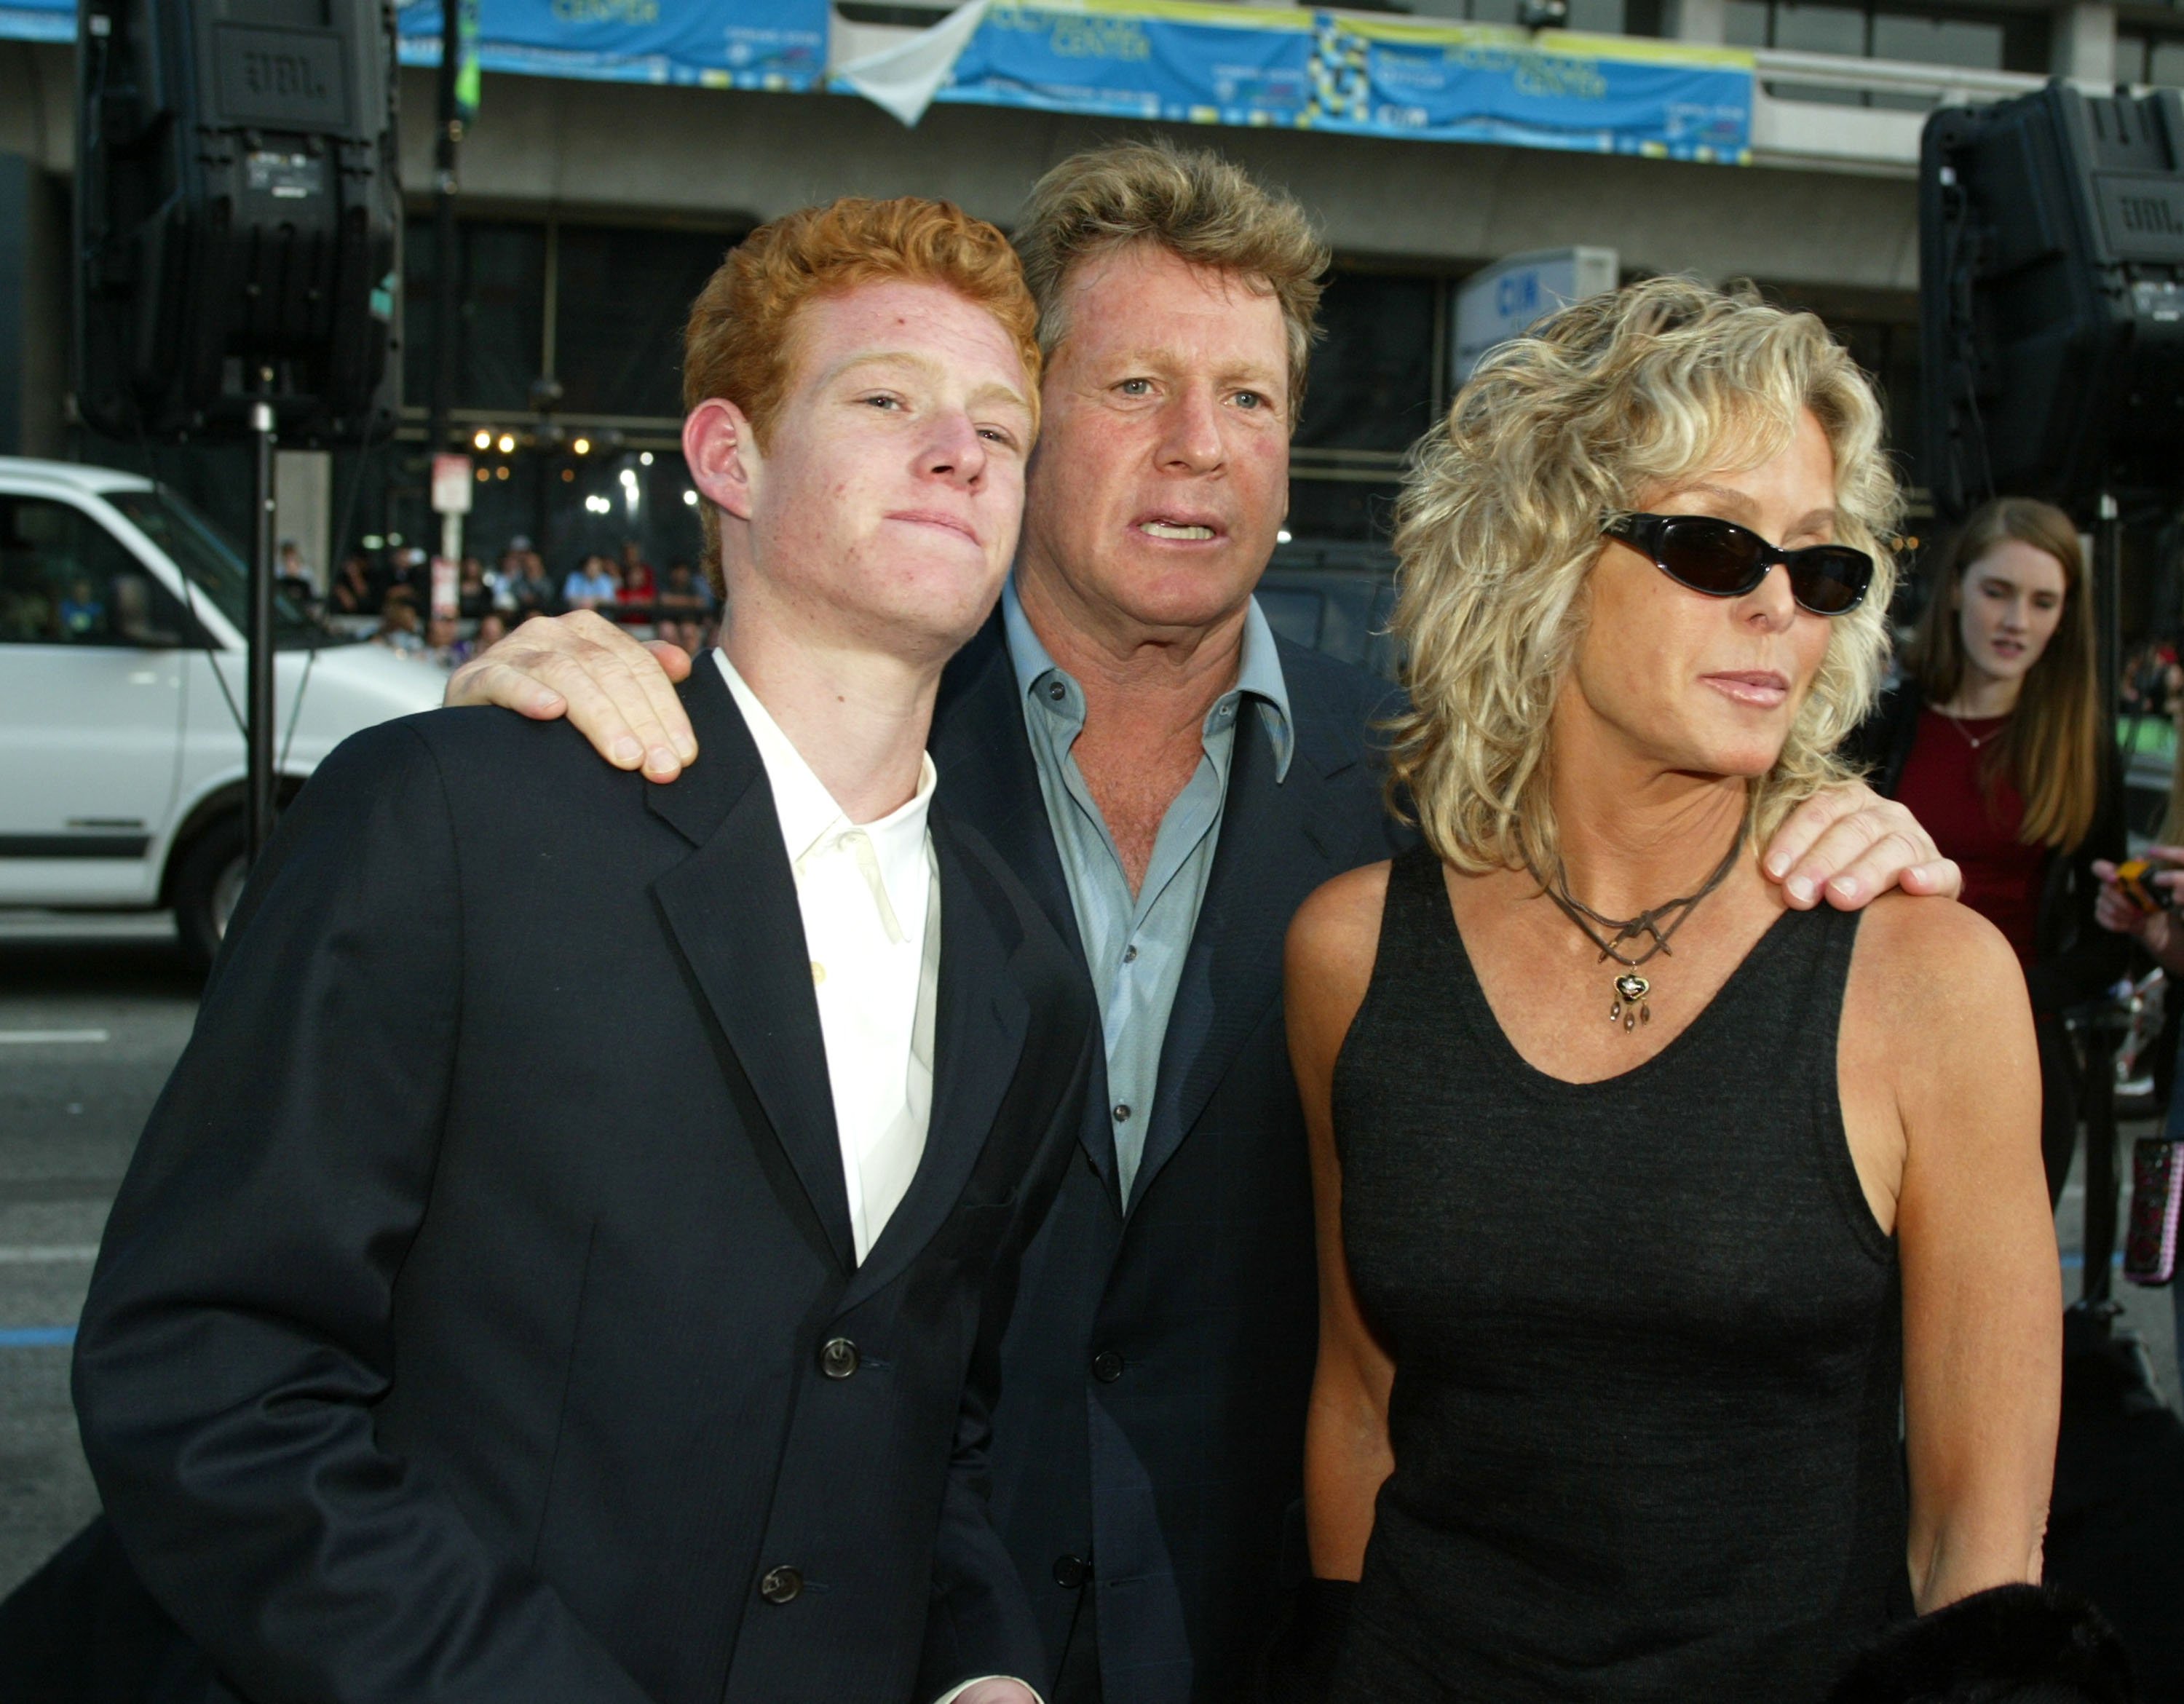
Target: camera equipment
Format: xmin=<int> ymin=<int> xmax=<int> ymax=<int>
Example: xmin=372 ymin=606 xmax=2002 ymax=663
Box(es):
xmin=74 ymin=0 xmax=403 ymax=863
xmin=74 ymin=0 xmax=402 ymax=445
xmin=1919 ymin=82 xmax=2184 ymax=526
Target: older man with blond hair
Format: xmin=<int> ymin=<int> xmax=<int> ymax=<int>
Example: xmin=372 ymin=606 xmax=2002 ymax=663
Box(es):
xmin=454 ymin=141 xmax=1961 ymax=1703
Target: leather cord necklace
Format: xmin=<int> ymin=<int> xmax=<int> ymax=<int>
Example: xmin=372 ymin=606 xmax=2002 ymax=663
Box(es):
xmin=1529 ymin=827 xmax=1747 ymax=1034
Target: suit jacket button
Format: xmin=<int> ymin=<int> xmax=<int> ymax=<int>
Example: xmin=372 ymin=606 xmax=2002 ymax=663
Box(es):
xmin=1091 ymin=1350 xmax=1123 ymax=1383
xmin=820 ymin=1336 xmax=859 ymax=1379
xmin=759 ymin=1566 xmax=802 ymax=1604
xmin=1053 ymin=1553 xmax=1091 ymax=1590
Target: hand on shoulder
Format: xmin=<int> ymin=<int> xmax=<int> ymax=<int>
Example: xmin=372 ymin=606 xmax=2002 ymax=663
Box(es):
xmin=443 ymin=610 xmax=697 ymax=782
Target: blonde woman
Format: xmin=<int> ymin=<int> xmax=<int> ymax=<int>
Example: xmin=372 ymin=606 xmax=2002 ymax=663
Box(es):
xmin=1848 ymin=499 xmax=2126 ymax=1206
xmin=1285 ymin=281 xmax=2063 ymax=1700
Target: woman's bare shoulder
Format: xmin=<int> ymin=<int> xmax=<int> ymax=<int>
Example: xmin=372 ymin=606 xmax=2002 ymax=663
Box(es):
xmin=1286 ymin=860 xmax=1396 ymax=1058
xmin=1847 ymin=888 xmax=2027 ymax=1034
xmin=1287 ymin=861 xmax=1395 ymax=984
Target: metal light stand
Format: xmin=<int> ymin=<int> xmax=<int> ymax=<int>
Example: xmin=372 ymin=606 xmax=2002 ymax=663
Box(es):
xmin=2096 ymin=491 xmax=2123 ymax=731
xmin=428 ymin=0 xmax=462 ymax=469
xmin=2075 ymin=488 xmax=2128 ymax=1303
xmin=2073 ymin=1002 xmax=2125 ymax=1304
xmin=247 ymin=392 xmax=278 ymax=861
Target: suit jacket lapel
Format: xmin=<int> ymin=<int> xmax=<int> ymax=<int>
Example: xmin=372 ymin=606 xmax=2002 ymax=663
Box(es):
xmin=1128 ymin=686 xmax=1352 ymax=1213
xmin=932 ymin=615 xmax=1120 ymax=1205
xmin=932 ymin=614 xmax=1083 ymax=968
xmin=841 ymin=812 xmax=1029 ymax=1308
xmin=648 ymin=664 xmax=857 ymax=1270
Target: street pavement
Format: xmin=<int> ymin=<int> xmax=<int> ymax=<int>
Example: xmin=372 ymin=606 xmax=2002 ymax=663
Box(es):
xmin=0 ymin=913 xmax=199 ymax=1595
xmin=0 ymin=908 xmax=2179 ymax=1604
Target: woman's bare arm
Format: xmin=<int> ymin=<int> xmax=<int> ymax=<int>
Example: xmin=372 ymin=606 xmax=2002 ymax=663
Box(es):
xmin=1288 ymin=863 xmax=1398 ymax=1582
xmin=1842 ymin=893 xmax=2061 ymax=1612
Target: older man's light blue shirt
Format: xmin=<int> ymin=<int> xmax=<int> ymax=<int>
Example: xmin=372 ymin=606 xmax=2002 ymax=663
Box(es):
xmin=1002 ymin=576 xmax=1294 ymax=1207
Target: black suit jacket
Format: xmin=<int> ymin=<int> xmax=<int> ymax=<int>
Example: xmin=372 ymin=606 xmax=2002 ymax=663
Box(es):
xmin=72 ymin=663 xmax=1096 ymax=1704
xmin=927 ymin=614 xmax=1409 ymax=1703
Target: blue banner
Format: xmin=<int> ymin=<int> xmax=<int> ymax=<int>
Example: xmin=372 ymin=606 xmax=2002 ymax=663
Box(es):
xmin=395 ymin=0 xmax=828 ymax=92
xmin=943 ymin=1 xmax=1316 ymax=129
xmin=1 ymin=0 xmax=1748 ymax=163
xmin=1314 ymin=15 xmax=1751 ymax=162
xmin=0 ymin=0 xmax=73 ymax=44
xmin=938 ymin=4 xmax=1750 ymax=163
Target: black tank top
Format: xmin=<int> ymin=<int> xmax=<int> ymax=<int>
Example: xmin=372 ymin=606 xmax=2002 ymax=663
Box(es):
xmin=1329 ymin=846 xmax=1908 ymax=1703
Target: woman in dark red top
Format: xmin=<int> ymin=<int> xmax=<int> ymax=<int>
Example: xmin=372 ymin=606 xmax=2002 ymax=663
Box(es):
xmin=1851 ymin=497 xmax=2126 ymax=1203
xmin=616 ymin=541 xmax=657 ymax=620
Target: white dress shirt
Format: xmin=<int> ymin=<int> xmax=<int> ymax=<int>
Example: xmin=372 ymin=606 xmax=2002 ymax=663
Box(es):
xmin=718 ymin=655 xmax=1040 ymax=1704
xmin=716 ymin=651 xmax=936 ymax=1264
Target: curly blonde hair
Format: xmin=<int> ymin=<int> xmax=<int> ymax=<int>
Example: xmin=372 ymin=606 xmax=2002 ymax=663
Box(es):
xmin=1385 ymin=276 xmax=1901 ymax=874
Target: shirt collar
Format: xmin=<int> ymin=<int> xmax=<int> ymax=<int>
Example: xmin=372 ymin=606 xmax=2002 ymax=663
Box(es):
xmin=713 ymin=649 xmax=937 ymax=875
xmin=1000 ymin=574 xmax=1294 ymax=781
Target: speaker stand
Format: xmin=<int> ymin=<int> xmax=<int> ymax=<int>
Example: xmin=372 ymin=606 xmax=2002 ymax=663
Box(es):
xmin=247 ymin=394 xmax=278 ymax=864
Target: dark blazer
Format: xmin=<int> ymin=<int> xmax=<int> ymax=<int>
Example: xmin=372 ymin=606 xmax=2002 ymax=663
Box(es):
xmin=927 ymin=614 xmax=1408 ymax=1703
xmin=71 ymin=664 xmax=1096 ymax=1704
xmin=1847 ymin=681 xmax=2129 ymax=1013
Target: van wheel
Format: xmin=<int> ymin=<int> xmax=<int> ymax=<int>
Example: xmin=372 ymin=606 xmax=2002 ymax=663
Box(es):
xmin=172 ymin=816 xmax=248 ymax=974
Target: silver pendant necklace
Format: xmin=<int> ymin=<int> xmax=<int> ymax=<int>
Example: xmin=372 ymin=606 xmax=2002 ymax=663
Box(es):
xmin=1528 ymin=830 xmax=1746 ymax=1034
xmin=1936 ymin=705 xmax=2008 ymax=751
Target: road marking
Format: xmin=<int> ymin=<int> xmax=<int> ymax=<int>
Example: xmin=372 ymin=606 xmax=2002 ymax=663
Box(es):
xmin=0 ymin=1327 xmax=75 ymax=1348
xmin=0 ymin=1245 xmax=98 ymax=1264
xmin=0 ymin=1029 xmax=111 ymax=1045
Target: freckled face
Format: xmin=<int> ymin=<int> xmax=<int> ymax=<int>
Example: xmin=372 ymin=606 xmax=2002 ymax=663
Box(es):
xmin=1563 ymin=408 xmax=1842 ymax=778
xmin=715 ymin=280 xmax=1035 ymax=663
xmin=1955 ymin=539 xmax=2068 ymax=690
xmin=1019 ymin=242 xmax=1291 ymax=638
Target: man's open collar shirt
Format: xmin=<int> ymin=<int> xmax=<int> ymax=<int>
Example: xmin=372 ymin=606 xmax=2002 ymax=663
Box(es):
xmin=715 ymin=651 xmax=938 ymax=1267
xmin=1001 ymin=575 xmax=1294 ymax=1208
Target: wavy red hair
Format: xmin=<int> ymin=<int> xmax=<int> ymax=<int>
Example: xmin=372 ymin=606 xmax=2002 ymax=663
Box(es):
xmin=682 ymin=197 xmax=1041 ymax=587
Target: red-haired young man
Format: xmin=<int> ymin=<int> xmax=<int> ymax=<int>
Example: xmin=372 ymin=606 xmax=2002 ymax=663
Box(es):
xmin=72 ymin=199 xmax=1090 ymax=1704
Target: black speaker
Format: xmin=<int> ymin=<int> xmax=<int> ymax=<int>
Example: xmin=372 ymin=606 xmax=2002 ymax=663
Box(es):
xmin=74 ymin=0 xmax=401 ymax=444
xmin=1919 ymin=82 xmax=2184 ymax=525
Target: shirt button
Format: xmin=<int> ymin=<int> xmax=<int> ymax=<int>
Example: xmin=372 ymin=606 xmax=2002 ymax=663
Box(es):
xmin=759 ymin=1565 xmax=802 ymax=1604
xmin=820 ymin=1336 xmax=859 ymax=1379
xmin=810 ymin=961 xmax=826 ymax=986
xmin=1112 ymin=1103 xmax=1131 ymax=1122
xmin=1123 ymin=944 xmax=1138 ymax=963
xmin=1046 ymin=679 xmax=1066 ymax=702
xmin=1091 ymin=1350 xmax=1124 ymax=1383
xmin=1053 ymin=1553 xmax=1091 ymax=1590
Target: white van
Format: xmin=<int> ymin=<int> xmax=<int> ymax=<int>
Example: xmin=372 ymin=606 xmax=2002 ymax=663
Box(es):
xmin=0 ymin=457 xmax=448 ymax=967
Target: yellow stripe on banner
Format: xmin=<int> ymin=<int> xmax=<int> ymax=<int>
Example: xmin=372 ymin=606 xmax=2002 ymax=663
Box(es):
xmin=1534 ymin=28 xmax=1756 ymax=69
xmin=1328 ymin=15 xmax=1531 ymax=49
xmin=986 ymin=0 xmax=1316 ymax=34
xmin=1330 ymin=11 xmax=1754 ymax=72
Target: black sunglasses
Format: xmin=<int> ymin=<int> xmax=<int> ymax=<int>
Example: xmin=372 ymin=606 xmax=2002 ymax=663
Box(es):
xmin=1603 ymin=512 xmax=1874 ymax=617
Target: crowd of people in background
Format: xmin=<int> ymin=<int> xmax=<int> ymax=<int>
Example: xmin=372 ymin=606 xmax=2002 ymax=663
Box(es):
xmin=317 ymin=534 xmax=719 ymax=667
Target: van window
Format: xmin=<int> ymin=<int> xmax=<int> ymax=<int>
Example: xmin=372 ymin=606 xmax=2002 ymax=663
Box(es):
xmin=108 ymin=488 xmax=328 ymax=646
xmin=0 ymin=496 xmax=191 ymax=647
